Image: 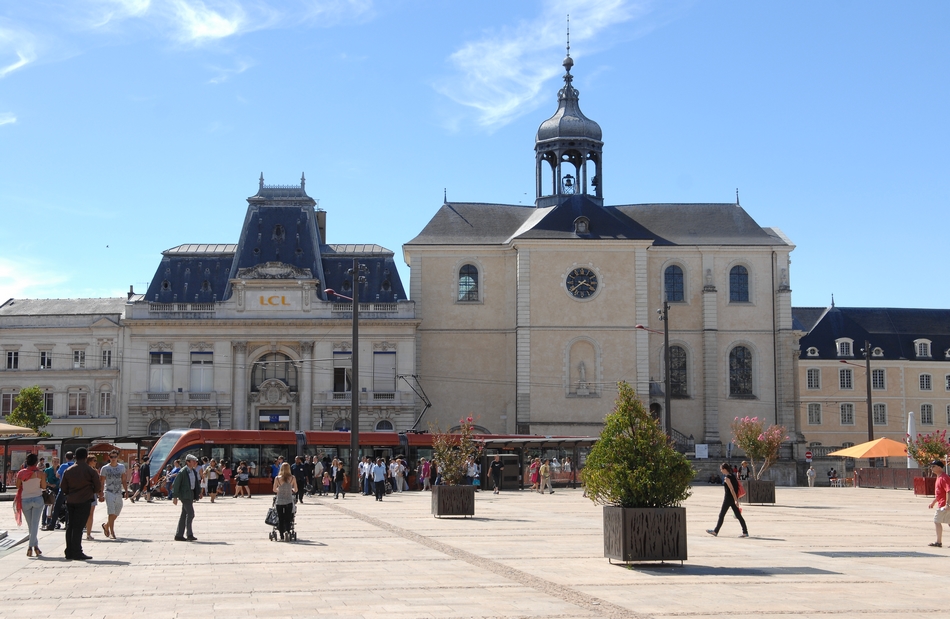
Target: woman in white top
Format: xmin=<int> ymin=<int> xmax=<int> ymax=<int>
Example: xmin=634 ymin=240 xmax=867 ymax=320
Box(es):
xmin=203 ymin=459 xmax=221 ymax=503
xmin=15 ymin=453 xmax=47 ymax=557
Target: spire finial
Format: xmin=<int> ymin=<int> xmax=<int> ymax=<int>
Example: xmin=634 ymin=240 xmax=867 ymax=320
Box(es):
xmin=831 ymin=294 xmax=835 ymax=308
xmin=443 ymin=188 xmax=447 ymax=204
xmin=736 ymin=187 xmax=740 ymax=206
xmin=566 ymin=14 xmax=571 ymax=58
xmin=259 ymin=172 xmax=264 ymax=191
xmin=301 ymin=172 xmax=306 ymax=191
xmin=562 ymin=14 xmax=574 ymax=77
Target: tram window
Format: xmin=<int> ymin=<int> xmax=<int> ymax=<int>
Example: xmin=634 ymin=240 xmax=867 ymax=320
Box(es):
xmin=261 ymin=445 xmax=290 ymax=475
xmin=232 ymin=446 xmax=260 ymax=476
xmin=210 ymin=447 xmax=225 ymax=463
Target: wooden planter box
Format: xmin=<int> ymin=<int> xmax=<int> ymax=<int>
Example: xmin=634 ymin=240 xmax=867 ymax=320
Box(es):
xmin=431 ymin=485 xmax=475 ymax=517
xmin=741 ymin=480 xmax=776 ymax=504
xmin=914 ymin=477 xmax=936 ymax=497
xmin=603 ymin=506 xmax=687 ymax=563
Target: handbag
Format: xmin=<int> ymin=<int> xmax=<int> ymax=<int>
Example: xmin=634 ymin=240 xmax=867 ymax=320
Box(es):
xmin=736 ymin=480 xmax=746 ymax=499
xmin=265 ymin=507 xmax=279 ymax=527
xmin=42 ymin=488 xmax=55 ymax=505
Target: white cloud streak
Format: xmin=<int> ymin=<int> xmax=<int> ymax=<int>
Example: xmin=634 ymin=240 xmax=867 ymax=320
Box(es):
xmin=0 ymin=257 xmax=69 ymax=301
xmin=0 ymin=113 xmax=15 ymax=126
xmin=0 ymin=25 xmax=39 ymax=78
xmin=436 ymin=0 xmax=652 ymax=129
xmin=207 ymin=57 xmax=253 ymax=83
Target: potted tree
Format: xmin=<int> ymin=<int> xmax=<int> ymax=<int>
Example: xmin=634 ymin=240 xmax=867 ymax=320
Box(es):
xmin=730 ymin=416 xmax=787 ymax=504
xmin=430 ymin=416 xmax=483 ymax=517
xmin=907 ymin=430 xmax=949 ymax=497
xmin=585 ymin=382 xmax=693 ymax=563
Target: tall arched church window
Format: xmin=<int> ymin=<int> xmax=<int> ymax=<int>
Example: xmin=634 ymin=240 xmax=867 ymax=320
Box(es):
xmin=729 ymin=346 xmax=753 ymax=396
xmin=251 ymin=353 xmax=298 ymax=392
xmin=669 ymin=345 xmax=687 ymax=396
xmin=664 ymin=266 xmax=684 ymax=303
xmin=148 ymin=419 xmax=170 ymax=436
xmin=458 ymin=264 xmax=479 ymax=302
xmin=729 ymin=265 xmax=749 ymax=303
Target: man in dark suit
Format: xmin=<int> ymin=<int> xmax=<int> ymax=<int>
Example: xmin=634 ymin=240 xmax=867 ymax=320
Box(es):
xmin=172 ymin=454 xmax=200 ymax=541
xmin=59 ymin=447 xmax=102 ymax=560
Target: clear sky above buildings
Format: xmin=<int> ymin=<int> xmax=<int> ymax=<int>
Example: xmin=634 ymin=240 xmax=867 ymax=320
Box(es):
xmin=1 ymin=1 xmax=947 ymax=308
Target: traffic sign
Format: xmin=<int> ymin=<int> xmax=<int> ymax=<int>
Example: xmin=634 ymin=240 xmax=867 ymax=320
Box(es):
xmin=805 ymin=450 xmax=813 ymax=462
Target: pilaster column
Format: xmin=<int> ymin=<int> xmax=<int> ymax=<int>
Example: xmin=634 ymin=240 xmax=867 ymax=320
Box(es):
xmin=516 ymin=249 xmax=531 ymax=433
xmin=634 ymin=247 xmax=650 ymax=400
xmin=232 ymin=341 xmax=247 ymax=430
xmin=701 ymin=258 xmax=720 ymax=445
xmin=299 ymin=341 xmax=313 ymax=431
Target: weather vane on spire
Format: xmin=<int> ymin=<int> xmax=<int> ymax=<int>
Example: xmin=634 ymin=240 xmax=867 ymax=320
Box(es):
xmin=567 ymin=14 xmax=571 ymax=58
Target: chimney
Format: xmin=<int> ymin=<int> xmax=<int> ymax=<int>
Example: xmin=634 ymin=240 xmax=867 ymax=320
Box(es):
xmin=127 ymin=285 xmax=134 ymax=300
xmin=315 ymin=209 xmax=327 ymax=244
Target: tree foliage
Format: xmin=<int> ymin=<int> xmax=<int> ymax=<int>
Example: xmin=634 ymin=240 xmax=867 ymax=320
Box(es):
xmin=730 ymin=416 xmax=788 ymax=480
xmin=584 ymin=382 xmax=693 ymax=508
xmin=431 ymin=416 xmax=483 ymax=486
xmin=906 ymin=430 xmax=950 ymax=473
xmin=8 ymin=385 xmax=50 ymax=434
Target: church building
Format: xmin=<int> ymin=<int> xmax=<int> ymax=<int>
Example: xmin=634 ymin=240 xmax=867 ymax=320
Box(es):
xmin=405 ymin=52 xmax=798 ymax=452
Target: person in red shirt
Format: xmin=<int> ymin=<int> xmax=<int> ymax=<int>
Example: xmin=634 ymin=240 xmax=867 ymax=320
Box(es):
xmin=928 ymin=460 xmax=950 ymax=547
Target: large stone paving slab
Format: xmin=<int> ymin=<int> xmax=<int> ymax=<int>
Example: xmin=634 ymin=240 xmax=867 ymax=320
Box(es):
xmin=0 ymin=485 xmax=943 ymax=618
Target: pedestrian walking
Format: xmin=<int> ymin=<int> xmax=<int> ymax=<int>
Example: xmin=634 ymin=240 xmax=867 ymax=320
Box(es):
xmin=59 ymin=447 xmax=101 ymax=560
xmin=234 ymin=461 xmax=251 ymax=498
xmin=172 ymin=454 xmax=200 ymax=541
xmin=806 ymin=465 xmax=816 ymax=488
xmin=539 ymin=459 xmax=554 ymax=494
xmin=99 ymin=450 xmax=128 ymax=539
xmin=928 ymin=459 xmax=950 ymax=547
xmin=45 ymin=451 xmax=73 ymax=531
xmin=707 ymin=462 xmax=749 ymax=538
xmin=372 ymin=458 xmax=387 ymax=501
xmin=203 ymin=459 xmax=221 ymax=503
xmin=291 ymin=456 xmax=307 ymax=504
xmin=14 ymin=452 xmax=47 ymax=557
xmin=272 ymin=462 xmax=297 ymax=541
xmin=489 ymin=455 xmax=504 ymax=494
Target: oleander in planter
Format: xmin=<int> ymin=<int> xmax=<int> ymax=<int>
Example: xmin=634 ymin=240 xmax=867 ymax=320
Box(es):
xmin=431 ymin=485 xmax=476 ymax=517
xmin=585 ymin=382 xmax=693 ymax=564
xmin=430 ymin=416 xmax=483 ymax=518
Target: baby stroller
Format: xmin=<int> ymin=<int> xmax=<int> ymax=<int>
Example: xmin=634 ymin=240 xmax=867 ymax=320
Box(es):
xmin=266 ymin=497 xmax=297 ymax=542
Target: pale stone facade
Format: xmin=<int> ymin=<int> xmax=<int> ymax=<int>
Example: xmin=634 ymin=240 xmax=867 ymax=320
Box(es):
xmin=404 ymin=54 xmax=797 ymax=452
xmin=794 ymin=306 xmax=950 ymax=456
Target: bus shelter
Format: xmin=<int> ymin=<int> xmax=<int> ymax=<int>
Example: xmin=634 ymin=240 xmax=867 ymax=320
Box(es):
xmin=477 ymin=437 xmax=597 ymax=490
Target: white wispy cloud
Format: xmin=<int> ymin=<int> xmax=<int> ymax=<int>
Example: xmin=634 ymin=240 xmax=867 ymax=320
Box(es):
xmin=436 ymin=0 xmax=652 ymax=129
xmin=0 ymin=25 xmax=39 ymax=78
xmin=169 ymin=0 xmax=245 ymax=43
xmin=0 ymin=113 xmax=15 ymax=126
xmin=86 ymin=0 xmax=152 ymax=29
xmin=0 ymin=257 xmax=70 ymax=301
xmin=207 ymin=57 xmax=254 ymax=83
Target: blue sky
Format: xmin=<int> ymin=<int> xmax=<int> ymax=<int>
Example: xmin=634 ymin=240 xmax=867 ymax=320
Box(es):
xmin=1 ymin=1 xmax=947 ymax=309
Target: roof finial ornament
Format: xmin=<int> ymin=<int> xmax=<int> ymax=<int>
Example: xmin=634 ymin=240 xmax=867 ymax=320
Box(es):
xmin=563 ymin=15 xmax=574 ymax=76
xmin=301 ymin=172 xmax=306 ymax=191
xmin=443 ymin=188 xmax=447 ymax=204
xmin=566 ymin=14 xmax=570 ymax=58
xmin=831 ymin=293 xmax=835 ymax=308
xmin=259 ymin=172 xmax=264 ymax=192
xmin=736 ymin=187 xmax=740 ymax=206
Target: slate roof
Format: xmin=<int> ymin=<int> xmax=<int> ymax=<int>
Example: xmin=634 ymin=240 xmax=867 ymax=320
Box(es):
xmin=794 ymin=306 xmax=950 ymax=361
xmin=0 ymin=298 xmax=127 ymax=316
xmin=407 ymin=198 xmax=791 ymax=247
xmin=164 ymin=244 xmax=236 ymax=255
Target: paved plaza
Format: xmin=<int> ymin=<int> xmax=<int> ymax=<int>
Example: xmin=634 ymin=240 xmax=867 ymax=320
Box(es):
xmin=0 ymin=483 xmax=943 ymax=619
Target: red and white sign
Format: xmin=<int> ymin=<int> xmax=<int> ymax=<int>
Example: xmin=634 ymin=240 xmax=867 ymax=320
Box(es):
xmin=805 ymin=450 xmax=813 ymax=462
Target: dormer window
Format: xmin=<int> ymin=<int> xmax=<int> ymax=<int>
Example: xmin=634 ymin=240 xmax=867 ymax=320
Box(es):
xmin=914 ymin=339 xmax=932 ymax=358
xmin=806 ymin=347 xmax=819 ymax=357
xmin=573 ymin=216 xmax=590 ymax=235
xmin=872 ymin=347 xmax=883 ymax=357
xmin=835 ymin=339 xmax=853 ymax=357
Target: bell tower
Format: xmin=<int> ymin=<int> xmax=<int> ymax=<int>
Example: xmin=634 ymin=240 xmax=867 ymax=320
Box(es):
xmin=535 ymin=35 xmax=603 ymax=208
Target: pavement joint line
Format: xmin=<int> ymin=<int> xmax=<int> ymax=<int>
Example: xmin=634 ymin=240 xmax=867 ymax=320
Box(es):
xmin=324 ymin=501 xmax=652 ymax=619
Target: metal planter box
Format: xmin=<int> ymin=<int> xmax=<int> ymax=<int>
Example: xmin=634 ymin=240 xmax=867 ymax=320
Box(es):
xmin=741 ymin=479 xmax=776 ymax=504
xmin=431 ymin=485 xmax=476 ymax=517
xmin=603 ymin=506 xmax=687 ymax=563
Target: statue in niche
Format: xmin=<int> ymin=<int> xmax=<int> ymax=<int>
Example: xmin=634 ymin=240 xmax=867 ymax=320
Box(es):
xmin=577 ymin=360 xmax=590 ymax=396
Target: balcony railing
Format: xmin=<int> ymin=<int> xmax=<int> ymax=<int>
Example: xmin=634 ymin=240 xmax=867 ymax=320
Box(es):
xmin=147 ymin=303 xmax=216 ymax=318
xmin=331 ymin=303 xmax=400 ymax=314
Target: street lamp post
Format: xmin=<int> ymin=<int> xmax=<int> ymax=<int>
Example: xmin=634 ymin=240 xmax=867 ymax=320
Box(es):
xmin=635 ymin=299 xmax=672 ymax=439
xmin=325 ymin=257 xmax=367 ymax=494
xmin=840 ymin=340 xmax=874 ymax=444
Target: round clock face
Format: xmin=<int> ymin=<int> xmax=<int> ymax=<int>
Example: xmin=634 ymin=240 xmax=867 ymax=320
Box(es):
xmin=566 ymin=267 xmax=598 ymax=299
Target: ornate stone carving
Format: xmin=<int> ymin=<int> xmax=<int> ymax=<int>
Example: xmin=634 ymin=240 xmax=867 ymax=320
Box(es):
xmin=232 ymin=341 xmax=247 ymax=354
xmin=236 ymin=261 xmax=313 ymax=280
xmin=252 ymin=379 xmax=297 ymax=406
xmin=149 ymin=342 xmax=172 ymax=351
xmin=373 ymin=341 xmax=397 ymax=351
xmin=299 ymin=341 xmax=314 ymax=355
xmin=191 ymin=342 xmax=214 ymax=351
xmin=333 ymin=342 xmax=351 ymax=352
xmin=703 ymin=268 xmax=717 ymax=292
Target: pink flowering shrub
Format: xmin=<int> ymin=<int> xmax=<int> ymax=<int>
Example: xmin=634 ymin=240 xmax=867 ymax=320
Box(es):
xmin=431 ymin=416 xmax=484 ymax=485
xmin=906 ymin=430 xmax=950 ymax=474
xmin=730 ymin=416 xmax=788 ymax=480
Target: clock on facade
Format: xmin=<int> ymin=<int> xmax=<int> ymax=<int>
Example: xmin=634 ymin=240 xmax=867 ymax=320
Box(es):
xmin=566 ymin=267 xmax=598 ymax=299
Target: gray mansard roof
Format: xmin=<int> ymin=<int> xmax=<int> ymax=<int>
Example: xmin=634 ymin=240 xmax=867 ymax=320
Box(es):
xmin=0 ymin=298 xmax=127 ymax=316
xmin=407 ymin=196 xmax=791 ymax=247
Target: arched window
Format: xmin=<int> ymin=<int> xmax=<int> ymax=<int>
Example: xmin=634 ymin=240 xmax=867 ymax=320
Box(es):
xmin=374 ymin=419 xmax=394 ymax=431
xmin=148 ymin=419 xmax=170 ymax=436
xmin=664 ymin=265 xmax=684 ymax=303
xmin=669 ymin=345 xmax=687 ymax=396
xmin=458 ymin=264 xmax=479 ymax=302
xmin=333 ymin=418 xmax=350 ymax=431
xmin=190 ymin=418 xmax=211 ymax=429
xmin=729 ymin=346 xmax=753 ymax=396
xmin=250 ymin=353 xmax=298 ymax=391
xmin=729 ymin=265 xmax=749 ymax=303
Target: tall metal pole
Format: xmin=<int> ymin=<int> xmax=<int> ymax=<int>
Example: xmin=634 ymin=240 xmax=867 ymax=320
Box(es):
xmin=662 ymin=300 xmax=672 ymax=438
xmin=349 ymin=258 xmax=360 ymax=493
xmin=864 ymin=340 xmax=874 ymax=443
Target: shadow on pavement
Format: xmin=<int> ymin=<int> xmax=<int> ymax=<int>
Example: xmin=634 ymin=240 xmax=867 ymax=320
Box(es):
xmin=637 ymin=565 xmax=840 ymax=576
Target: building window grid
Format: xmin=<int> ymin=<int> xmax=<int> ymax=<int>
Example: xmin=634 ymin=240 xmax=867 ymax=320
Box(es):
xmin=838 ymin=341 xmax=852 ymax=357
xmin=872 ymin=368 xmax=885 ymax=390
xmin=806 ymin=368 xmax=820 ymax=390
xmin=840 ymin=403 xmax=855 ymax=425
xmin=99 ymin=391 xmax=112 ymax=416
xmin=729 ymin=346 xmax=753 ymax=396
xmin=921 ymin=403 xmax=934 ymax=425
xmin=73 ymin=350 xmax=85 ymax=369
xmin=101 ymin=350 xmax=112 ymax=369
xmin=149 ymin=352 xmax=173 ymax=392
xmin=807 ymin=403 xmax=822 ymax=425
xmin=43 ymin=392 xmax=54 ymax=416
xmin=920 ymin=374 xmax=932 ymax=391
xmin=1 ymin=392 xmax=17 ymax=416
xmin=729 ymin=265 xmax=749 ymax=303
xmin=917 ymin=342 xmax=931 ymax=357
xmin=669 ymin=345 xmax=688 ymax=396
xmin=946 ymin=404 xmax=950 ymax=425
xmin=664 ymin=265 xmax=684 ymax=303
xmin=6 ymin=351 xmax=18 ymax=369
xmin=946 ymin=375 xmax=950 ymax=391
xmin=872 ymin=403 xmax=887 ymax=426
xmin=68 ymin=392 xmax=87 ymax=417
xmin=839 ymin=368 xmax=853 ymax=390
xmin=458 ymin=264 xmax=479 ymax=302
xmin=40 ymin=351 xmax=52 ymax=369
xmin=190 ymin=352 xmax=214 ymax=393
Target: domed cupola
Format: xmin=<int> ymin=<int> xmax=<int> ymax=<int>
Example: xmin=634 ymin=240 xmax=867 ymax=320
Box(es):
xmin=535 ymin=48 xmax=604 ymax=207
